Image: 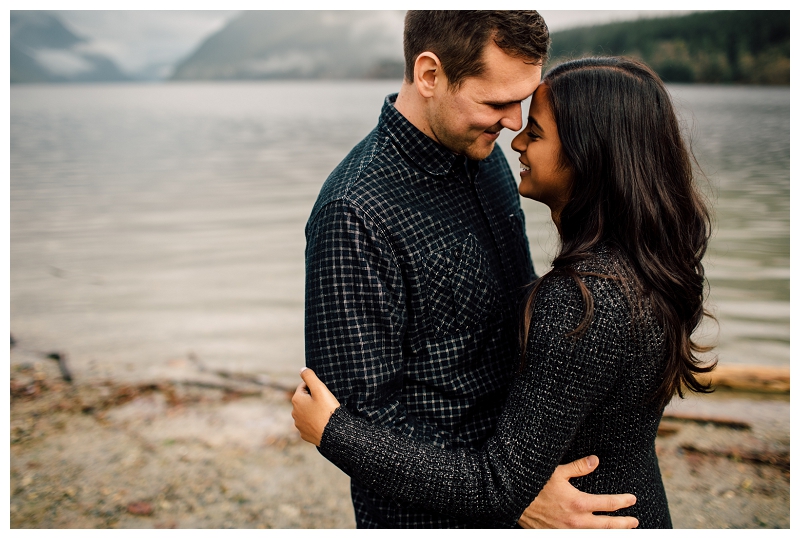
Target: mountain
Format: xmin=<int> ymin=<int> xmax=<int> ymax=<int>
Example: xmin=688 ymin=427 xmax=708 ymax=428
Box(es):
xmin=171 ymin=11 xmax=405 ymax=81
xmin=11 ymin=11 xmax=129 ymax=84
xmin=548 ymin=10 xmax=789 ymax=84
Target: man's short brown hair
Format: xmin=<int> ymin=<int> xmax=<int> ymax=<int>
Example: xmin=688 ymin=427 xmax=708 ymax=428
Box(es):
xmin=403 ymin=11 xmax=550 ymax=89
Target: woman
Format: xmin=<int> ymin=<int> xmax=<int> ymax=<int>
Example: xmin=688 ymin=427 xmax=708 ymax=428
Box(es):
xmin=292 ymin=57 xmax=715 ymax=529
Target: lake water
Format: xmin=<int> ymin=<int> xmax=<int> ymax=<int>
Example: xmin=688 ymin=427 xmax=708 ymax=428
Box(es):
xmin=9 ymin=81 xmax=789 ymax=386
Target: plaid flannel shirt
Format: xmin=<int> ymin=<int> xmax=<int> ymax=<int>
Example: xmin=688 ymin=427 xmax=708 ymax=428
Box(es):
xmin=305 ymin=94 xmax=536 ymax=528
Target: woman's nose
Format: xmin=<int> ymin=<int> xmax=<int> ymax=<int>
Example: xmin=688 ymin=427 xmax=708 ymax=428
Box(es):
xmin=511 ymin=131 xmax=525 ymax=153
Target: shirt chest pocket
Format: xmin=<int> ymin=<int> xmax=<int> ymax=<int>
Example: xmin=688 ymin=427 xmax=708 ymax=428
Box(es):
xmin=423 ymin=234 xmax=501 ymax=338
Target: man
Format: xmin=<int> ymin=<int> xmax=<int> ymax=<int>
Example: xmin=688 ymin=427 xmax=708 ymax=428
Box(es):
xmin=304 ymin=11 xmax=637 ymax=528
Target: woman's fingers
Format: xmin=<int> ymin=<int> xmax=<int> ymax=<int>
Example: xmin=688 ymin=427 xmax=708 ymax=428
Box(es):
xmin=299 ymin=368 xmax=341 ymax=410
xmin=300 ymin=367 xmax=322 ymax=394
xmin=291 ymin=381 xmax=319 ymax=445
xmin=292 ymin=368 xmax=341 ymax=447
xmin=291 ymin=382 xmax=310 ymax=421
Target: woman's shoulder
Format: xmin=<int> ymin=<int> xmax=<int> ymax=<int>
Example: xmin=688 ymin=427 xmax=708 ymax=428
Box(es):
xmin=573 ymin=242 xmax=628 ymax=274
xmin=524 ymin=245 xmax=643 ymax=369
xmin=535 ymin=244 xmax=637 ymax=328
xmin=543 ymin=244 xmax=631 ymax=295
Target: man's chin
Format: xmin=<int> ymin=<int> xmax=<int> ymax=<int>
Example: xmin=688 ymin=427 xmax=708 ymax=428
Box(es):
xmin=464 ymin=141 xmax=496 ymax=161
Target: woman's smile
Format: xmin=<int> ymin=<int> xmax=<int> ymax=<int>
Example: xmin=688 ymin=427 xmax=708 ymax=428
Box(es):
xmin=511 ymin=84 xmax=573 ymax=222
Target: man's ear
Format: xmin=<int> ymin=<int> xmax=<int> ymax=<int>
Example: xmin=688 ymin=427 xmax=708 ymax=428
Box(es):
xmin=414 ymin=51 xmax=445 ymax=99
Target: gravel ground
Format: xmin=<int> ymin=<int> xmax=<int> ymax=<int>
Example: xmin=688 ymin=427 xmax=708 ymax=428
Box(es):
xmin=10 ymin=354 xmax=789 ymax=529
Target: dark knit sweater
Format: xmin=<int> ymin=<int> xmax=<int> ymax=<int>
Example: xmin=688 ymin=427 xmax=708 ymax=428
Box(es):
xmin=320 ymin=245 xmax=673 ymax=528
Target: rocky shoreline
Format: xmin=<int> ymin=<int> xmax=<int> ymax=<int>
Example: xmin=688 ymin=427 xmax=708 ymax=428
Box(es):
xmin=10 ymin=352 xmax=789 ymax=529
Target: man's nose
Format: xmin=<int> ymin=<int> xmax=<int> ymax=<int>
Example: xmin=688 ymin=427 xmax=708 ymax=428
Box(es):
xmin=500 ymin=103 xmax=523 ymax=132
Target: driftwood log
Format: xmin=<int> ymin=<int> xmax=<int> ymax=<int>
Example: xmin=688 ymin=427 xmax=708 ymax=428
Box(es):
xmin=660 ymin=414 xmax=751 ymax=430
xmin=46 ymin=351 xmax=73 ymax=383
xmin=657 ymin=364 xmax=789 ymax=435
xmin=696 ymin=364 xmax=789 ymax=393
xmin=680 ymin=443 xmax=790 ymax=470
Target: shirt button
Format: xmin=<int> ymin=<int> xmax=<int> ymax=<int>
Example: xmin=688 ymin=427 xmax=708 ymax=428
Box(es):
xmin=453 ymin=248 xmax=462 ymax=260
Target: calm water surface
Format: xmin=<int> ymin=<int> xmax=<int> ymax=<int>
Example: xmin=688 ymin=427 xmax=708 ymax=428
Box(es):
xmin=10 ymin=82 xmax=789 ymax=385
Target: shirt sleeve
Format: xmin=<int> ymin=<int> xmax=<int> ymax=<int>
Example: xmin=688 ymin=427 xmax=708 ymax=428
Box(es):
xmin=305 ymin=199 xmax=454 ymax=451
xmin=318 ymin=273 xmax=630 ymax=523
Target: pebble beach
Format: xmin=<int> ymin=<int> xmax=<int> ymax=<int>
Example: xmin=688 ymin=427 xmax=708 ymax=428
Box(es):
xmin=10 ymin=343 xmax=789 ymax=529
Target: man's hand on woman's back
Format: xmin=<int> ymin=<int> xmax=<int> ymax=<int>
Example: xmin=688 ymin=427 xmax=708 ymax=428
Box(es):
xmin=518 ymin=455 xmax=639 ymax=529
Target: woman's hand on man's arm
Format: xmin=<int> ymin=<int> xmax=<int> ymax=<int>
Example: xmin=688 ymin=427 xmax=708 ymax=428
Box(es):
xmin=292 ymin=368 xmax=341 ymax=446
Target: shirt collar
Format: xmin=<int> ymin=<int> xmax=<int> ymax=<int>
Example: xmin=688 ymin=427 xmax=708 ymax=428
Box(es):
xmin=379 ymin=93 xmax=469 ymax=180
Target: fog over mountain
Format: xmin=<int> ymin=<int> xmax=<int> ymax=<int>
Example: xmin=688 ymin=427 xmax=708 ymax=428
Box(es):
xmin=171 ymin=11 xmax=406 ymax=81
xmin=11 ymin=10 xmax=708 ymax=84
xmin=11 ymin=11 xmax=128 ymax=83
xmin=55 ymin=10 xmax=239 ymax=81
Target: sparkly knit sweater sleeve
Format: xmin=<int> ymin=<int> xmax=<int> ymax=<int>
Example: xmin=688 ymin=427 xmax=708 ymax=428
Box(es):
xmin=319 ymin=270 xmax=633 ymax=524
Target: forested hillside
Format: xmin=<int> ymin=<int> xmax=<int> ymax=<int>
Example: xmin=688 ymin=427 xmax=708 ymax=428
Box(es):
xmin=549 ymin=11 xmax=789 ymax=84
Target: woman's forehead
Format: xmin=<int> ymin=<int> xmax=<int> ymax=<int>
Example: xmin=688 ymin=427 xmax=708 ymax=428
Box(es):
xmin=529 ymin=85 xmax=552 ymax=118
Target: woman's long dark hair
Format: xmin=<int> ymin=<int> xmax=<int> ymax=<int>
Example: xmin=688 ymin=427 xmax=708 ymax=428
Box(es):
xmin=520 ymin=57 xmax=715 ymax=409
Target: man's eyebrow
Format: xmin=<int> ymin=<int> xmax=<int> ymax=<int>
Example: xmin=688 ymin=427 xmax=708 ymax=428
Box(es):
xmin=528 ymin=115 xmax=544 ymax=131
xmin=484 ymin=99 xmax=523 ymax=107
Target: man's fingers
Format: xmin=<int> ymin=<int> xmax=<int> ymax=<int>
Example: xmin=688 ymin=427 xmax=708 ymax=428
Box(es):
xmin=556 ymin=455 xmax=599 ymax=480
xmin=584 ymin=515 xmax=639 ymax=529
xmin=579 ymin=492 xmax=637 ymax=513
